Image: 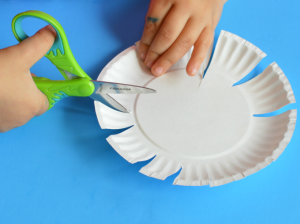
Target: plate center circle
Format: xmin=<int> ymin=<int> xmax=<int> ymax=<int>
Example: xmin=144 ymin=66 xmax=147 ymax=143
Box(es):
xmin=135 ymin=70 xmax=250 ymax=157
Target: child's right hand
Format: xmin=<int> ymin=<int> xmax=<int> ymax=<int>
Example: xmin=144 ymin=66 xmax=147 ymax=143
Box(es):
xmin=0 ymin=25 xmax=56 ymax=133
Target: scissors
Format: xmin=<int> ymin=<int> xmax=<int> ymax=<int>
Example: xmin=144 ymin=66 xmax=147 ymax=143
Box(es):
xmin=11 ymin=10 xmax=156 ymax=113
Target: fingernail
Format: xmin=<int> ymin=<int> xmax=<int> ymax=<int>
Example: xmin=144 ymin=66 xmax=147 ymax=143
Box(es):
xmin=146 ymin=61 xmax=153 ymax=68
xmin=154 ymin=66 xmax=163 ymax=76
xmin=191 ymin=67 xmax=198 ymax=76
xmin=140 ymin=52 xmax=146 ymax=60
xmin=45 ymin=25 xmax=56 ymax=36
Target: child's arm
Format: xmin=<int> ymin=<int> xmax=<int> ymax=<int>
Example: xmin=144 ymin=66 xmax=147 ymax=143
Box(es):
xmin=0 ymin=25 xmax=56 ymax=132
xmin=138 ymin=0 xmax=226 ymax=76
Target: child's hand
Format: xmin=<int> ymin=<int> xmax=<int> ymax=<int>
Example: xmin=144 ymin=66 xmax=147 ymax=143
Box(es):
xmin=0 ymin=25 xmax=56 ymax=132
xmin=139 ymin=0 xmax=226 ymax=76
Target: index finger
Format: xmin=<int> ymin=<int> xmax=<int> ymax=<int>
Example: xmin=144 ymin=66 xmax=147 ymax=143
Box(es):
xmin=139 ymin=0 xmax=172 ymax=60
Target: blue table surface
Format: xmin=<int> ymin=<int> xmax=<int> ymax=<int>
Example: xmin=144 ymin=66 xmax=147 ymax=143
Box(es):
xmin=0 ymin=0 xmax=299 ymax=223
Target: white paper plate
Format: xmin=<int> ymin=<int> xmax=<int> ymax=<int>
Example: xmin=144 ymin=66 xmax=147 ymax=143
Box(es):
xmin=95 ymin=31 xmax=297 ymax=186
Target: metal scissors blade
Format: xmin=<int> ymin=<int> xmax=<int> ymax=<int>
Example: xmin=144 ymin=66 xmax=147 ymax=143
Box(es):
xmin=92 ymin=81 xmax=156 ymax=94
xmin=89 ymin=81 xmax=156 ymax=113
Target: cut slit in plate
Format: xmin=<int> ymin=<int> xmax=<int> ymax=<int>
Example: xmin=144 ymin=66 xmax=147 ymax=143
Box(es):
xmin=95 ymin=30 xmax=297 ymax=186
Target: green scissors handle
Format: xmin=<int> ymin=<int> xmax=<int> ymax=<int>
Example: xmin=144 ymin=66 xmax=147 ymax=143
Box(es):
xmin=11 ymin=10 xmax=94 ymax=109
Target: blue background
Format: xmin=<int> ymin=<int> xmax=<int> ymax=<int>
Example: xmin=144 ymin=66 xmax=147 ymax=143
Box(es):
xmin=0 ymin=0 xmax=299 ymax=223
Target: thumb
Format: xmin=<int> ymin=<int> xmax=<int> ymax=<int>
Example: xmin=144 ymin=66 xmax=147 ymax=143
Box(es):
xmin=16 ymin=25 xmax=56 ymax=70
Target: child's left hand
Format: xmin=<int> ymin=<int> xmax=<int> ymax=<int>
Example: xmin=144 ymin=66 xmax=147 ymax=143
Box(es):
xmin=138 ymin=0 xmax=226 ymax=77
